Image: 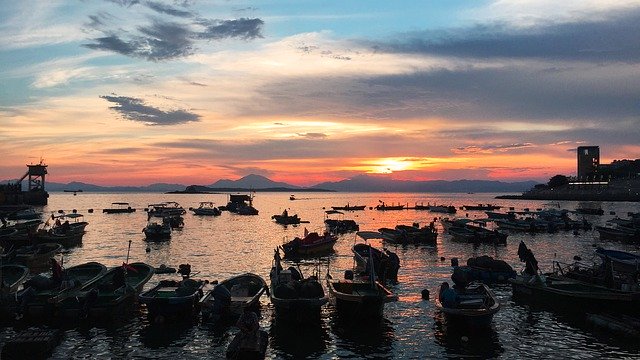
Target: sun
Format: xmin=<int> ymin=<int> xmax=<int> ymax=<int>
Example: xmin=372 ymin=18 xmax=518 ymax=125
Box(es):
xmin=369 ymin=158 xmax=414 ymax=174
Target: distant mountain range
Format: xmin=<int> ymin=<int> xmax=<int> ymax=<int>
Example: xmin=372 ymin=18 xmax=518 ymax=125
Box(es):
xmin=1 ymin=174 xmax=539 ymax=193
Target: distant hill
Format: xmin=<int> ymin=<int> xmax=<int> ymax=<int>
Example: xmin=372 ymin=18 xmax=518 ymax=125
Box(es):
xmin=311 ymin=175 xmax=539 ymax=193
xmin=209 ymin=174 xmax=301 ymax=189
xmin=2 ymin=173 xmax=540 ymax=193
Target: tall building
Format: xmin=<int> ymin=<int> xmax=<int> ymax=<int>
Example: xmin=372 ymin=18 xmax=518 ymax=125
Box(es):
xmin=577 ymin=146 xmax=599 ymax=179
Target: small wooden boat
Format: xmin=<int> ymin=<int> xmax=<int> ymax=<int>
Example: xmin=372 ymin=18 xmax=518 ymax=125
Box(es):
xmin=54 ymin=262 xmax=154 ymax=319
xmin=147 ymin=202 xmax=186 ymax=217
xmin=352 ymin=239 xmax=400 ymax=285
xmin=595 ymin=225 xmax=640 ymax=242
xmin=436 ymin=282 xmax=500 ymax=327
xmin=448 ymin=225 xmax=508 ymax=245
xmin=0 ymin=264 xmax=29 ymax=295
xmin=326 ymin=276 xmax=397 ymax=320
xmin=271 ymin=210 xmax=302 ymax=225
xmin=378 ymin=224 xmax=437 ymax=245
xmin=463 ymin=204 xmax=502 ymax=211
xmin=374 ymin=202 xmax=405 ymax=211
xmin=280 ymin=230 xmax=337 ymax=258
xmin=15 ymin=243 xmax=62 ymax=268
xmin=269 ymin=249 xmax=327 ymax=322
xmin=452 ymin=256 xmax=516 ymax=284
xmin=331 ymin=204 xmax=366 ymax=211
xmin=103 ymin=202 xmax=136 ymax=214
xmin=143 ymin=221 xmax=171 ymax=241
xmin=200 ymin=273 xmax=267 ymax=323
xmin=18 ymin=262 xmax=107 ymax=319
xmin=139 ymin=278 xmax=206 ymax=322
xmin=324 ymin=210 xmax=359 ymax=234
xmin=429 ymin=205 xmax=457 ymax=214
xmin=190 ymin=202 xmax=221 ymax=216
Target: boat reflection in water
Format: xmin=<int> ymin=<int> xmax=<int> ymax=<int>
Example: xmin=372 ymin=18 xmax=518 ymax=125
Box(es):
xmin=433 ymin=310 xmax=503 ymax=358
xmin=269 ymin=313 xmax=330 ymax=359
xmin=329 ymin=311 xmax=395 ymax=358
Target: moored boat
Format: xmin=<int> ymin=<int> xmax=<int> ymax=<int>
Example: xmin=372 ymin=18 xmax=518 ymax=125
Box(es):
xmin=324 ymin=210 xmax=359 ymax=234
xmin=200 ymin=273 xmax=267 ymax=323
xmin=143 ymin=221 xmax=171 ymax=241
xmin=352 ymin=237 xmax=400 ymax=285
xmin=15 ymin=243 xmax=62 ymax=268
xmin=54 ymin=262 xmax=154 ymax=319
xmin=190 ymin=202 xmax=221 ymax=216
xmin=280 ymin=230 xmax=337 ymax=258
xmin=436 ymin=281 xmax=500 ymax=327
xmin=374 ymin=202 xmax=405 ymax=211
xmin=0 ymin=264 xmax=29 ymax=295
xmin=271 ymin=210 xmax=302 ymax=225
xmin=103 ymin=202 xmax=136 ymax=214
xmin=326 ymin=275 xmax=397 ymax=321
xmin=17 ymin=261 xmax=107 ymax=319
xmin=269 ymin=249 xmax=327 ymax=323
xmin=331 ymin=204 xmax=366 ymax=211
xmin=139 ymin=278 xmax=206 ymax=323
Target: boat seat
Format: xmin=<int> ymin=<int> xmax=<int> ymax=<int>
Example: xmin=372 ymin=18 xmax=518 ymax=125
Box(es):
xmin=230 ymin=284 xmax=249 ymax=297
xmin=458 ymin=299 xmax=484 ymax=308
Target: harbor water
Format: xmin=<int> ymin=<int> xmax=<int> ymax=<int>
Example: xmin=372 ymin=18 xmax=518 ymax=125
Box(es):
xmin=2 ymin=192 xmax=640 ymax=359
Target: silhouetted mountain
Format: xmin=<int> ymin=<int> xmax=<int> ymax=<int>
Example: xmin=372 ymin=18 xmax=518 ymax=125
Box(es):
xmin=209 ymin=174 xmax=301 ymax=190
xmin=45 ymin=182 xmax=186 ymax=192
xmin=311 ymin=174 xmax=538 ymax=192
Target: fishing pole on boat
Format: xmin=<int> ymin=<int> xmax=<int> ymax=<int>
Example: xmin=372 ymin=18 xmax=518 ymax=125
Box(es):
xmin=125 ymin=239 xmax=132 ymax=265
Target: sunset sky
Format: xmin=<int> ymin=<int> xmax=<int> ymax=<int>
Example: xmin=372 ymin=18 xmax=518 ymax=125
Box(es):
xmin=1 ymin=1 xmax=639 ymax=186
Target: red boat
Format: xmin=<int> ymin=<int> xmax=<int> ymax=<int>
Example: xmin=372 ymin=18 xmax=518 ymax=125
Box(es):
xmin=281 ymin=229 xmax=338 ymax=257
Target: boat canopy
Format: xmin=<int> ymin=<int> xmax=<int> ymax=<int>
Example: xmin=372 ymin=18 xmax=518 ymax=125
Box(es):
xmin=53 ymin=213 xmax=84 ymax=219
xmin=356 ymin=231 xmax=388 ymax=241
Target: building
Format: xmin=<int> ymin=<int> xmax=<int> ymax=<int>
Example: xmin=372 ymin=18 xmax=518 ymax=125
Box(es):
xmin=577 ymin=146 xmax=599 ymax=179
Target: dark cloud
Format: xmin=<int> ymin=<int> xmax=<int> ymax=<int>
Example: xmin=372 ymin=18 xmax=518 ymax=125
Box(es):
xmin=452 ymin=143 xmax=534 ymax=154
xmin=378 ymin=8 xmax=640 ymax=63
xmin=86 ymin=3 xmax=263 ymax=61
xmin=297 ymin=133 xmax=327 ymax=139
xmin=145 ymin=1 xmax=193 ymax=18
xmin=105 ymin=0 xmax=140 ymax=7
xmin=100 ymin=94 xmax=200 ymax=125
xmin=195 ymin=18 xmax=264 ymax=40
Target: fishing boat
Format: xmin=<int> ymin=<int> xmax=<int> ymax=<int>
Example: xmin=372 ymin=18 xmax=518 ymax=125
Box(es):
xmin=269 ymin=248 xmax=327 ymax=322
xmin=33 ymin=214 xmax=87 ymax=247
xmin=15 ymin=243 xmax=62 ymax=268
xmin=190 ymin=201 xmax=221 ymax=216
xmin=5 ymin=207 xmax=42 ymax=220
xmin=451 ymin=256 xmax=516 ymax=284
xmin=0 ymin=264 xmax=29 ymax=295
xmin=223 ymin=194 xmax=259 ymax=215
xmin=448 ymin=225 xmax=508 ymax=245
xmin=331 ymin=204 xmax=366 ymax=211
xmin=54 ymin=262 xmax=154 ymax=319
xmin=17 ymin=261 xmax=107 ymax=319
xmin=374 ymin=202 xmax=405 ymax=211
xmin=429 ymin=205 xmax=457 ymax=214
xmin=143 ymin=221 xmax=171 ymax=241
xmin=378 ymin=223 xmax=437 ymax=245
xmin=324 ymin=210 xmax=359 ymax=234
xmin=463 ymin=204 xmax=502 ymax=211
xmin=435 ymin=281 xmax=500 ymax=327
xmin=280 ymin=230 xmax=337 ymax=258
xmin=352 ymin=232 xmax=400 ymax=285
xmin=326 ymin=271 xmax=397 ymax=320
xmin=103 ymin=202 xmax=136 ymax=214
xmin=139 ymin=278 xmax=206 ymax=323
xmin=147 ymin=202 xmax=186 ymax=217
xmin=511 ymin=242 xmax=640 ymax=314
xmin=595 ymin=225 xmax=640 ymax=242
xmin=200 ymin=273 xmax=267 ymax=323
xmin=271 ymin=210 xmax=302 ymax=225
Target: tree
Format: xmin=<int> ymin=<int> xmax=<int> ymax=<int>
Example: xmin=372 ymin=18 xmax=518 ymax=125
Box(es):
xmin=547 ymin=175 xmax=569 ymax=188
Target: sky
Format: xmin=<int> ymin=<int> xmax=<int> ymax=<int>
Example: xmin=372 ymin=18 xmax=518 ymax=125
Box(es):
xmin=1 ymin=0 xmax=639 ymax=186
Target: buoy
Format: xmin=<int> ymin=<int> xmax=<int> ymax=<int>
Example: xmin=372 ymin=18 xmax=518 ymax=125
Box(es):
xmin=146 ymin=247 xmax=151 ymax=253
xmin=88 ymin=209 xmax=94 ymax=213
xmin=57 ymin=210 xmax=64 ymax=213
xmin=440 ymin=257 xmax=445 ymax=262
xmin=421 ymin=289 xmax=429 ymax=300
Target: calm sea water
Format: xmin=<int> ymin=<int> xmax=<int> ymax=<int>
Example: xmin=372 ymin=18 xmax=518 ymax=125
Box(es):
xmin=2 ymin=192 xmax=640 ymax=359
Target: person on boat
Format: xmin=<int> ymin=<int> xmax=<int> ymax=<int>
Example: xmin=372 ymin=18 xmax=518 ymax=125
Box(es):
xmin=282 ymin=209 xmax=288 ymax=218
xmin=226 ymin=311 xmax=264 ymax=359
xmin=385 ymin=250 xmax=400 ymax=284
xmin=51 ymin=258 xmax=64 ymax=286
xmin=54 ymin=218 xmax=62 ymax=227
xmin=61 ymin=220 xmax=71 ymax=234
xmin=439 ymin=282 xmax=459 ymax=308
xmin=517 ymin=241 xmax=539 ymax=276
